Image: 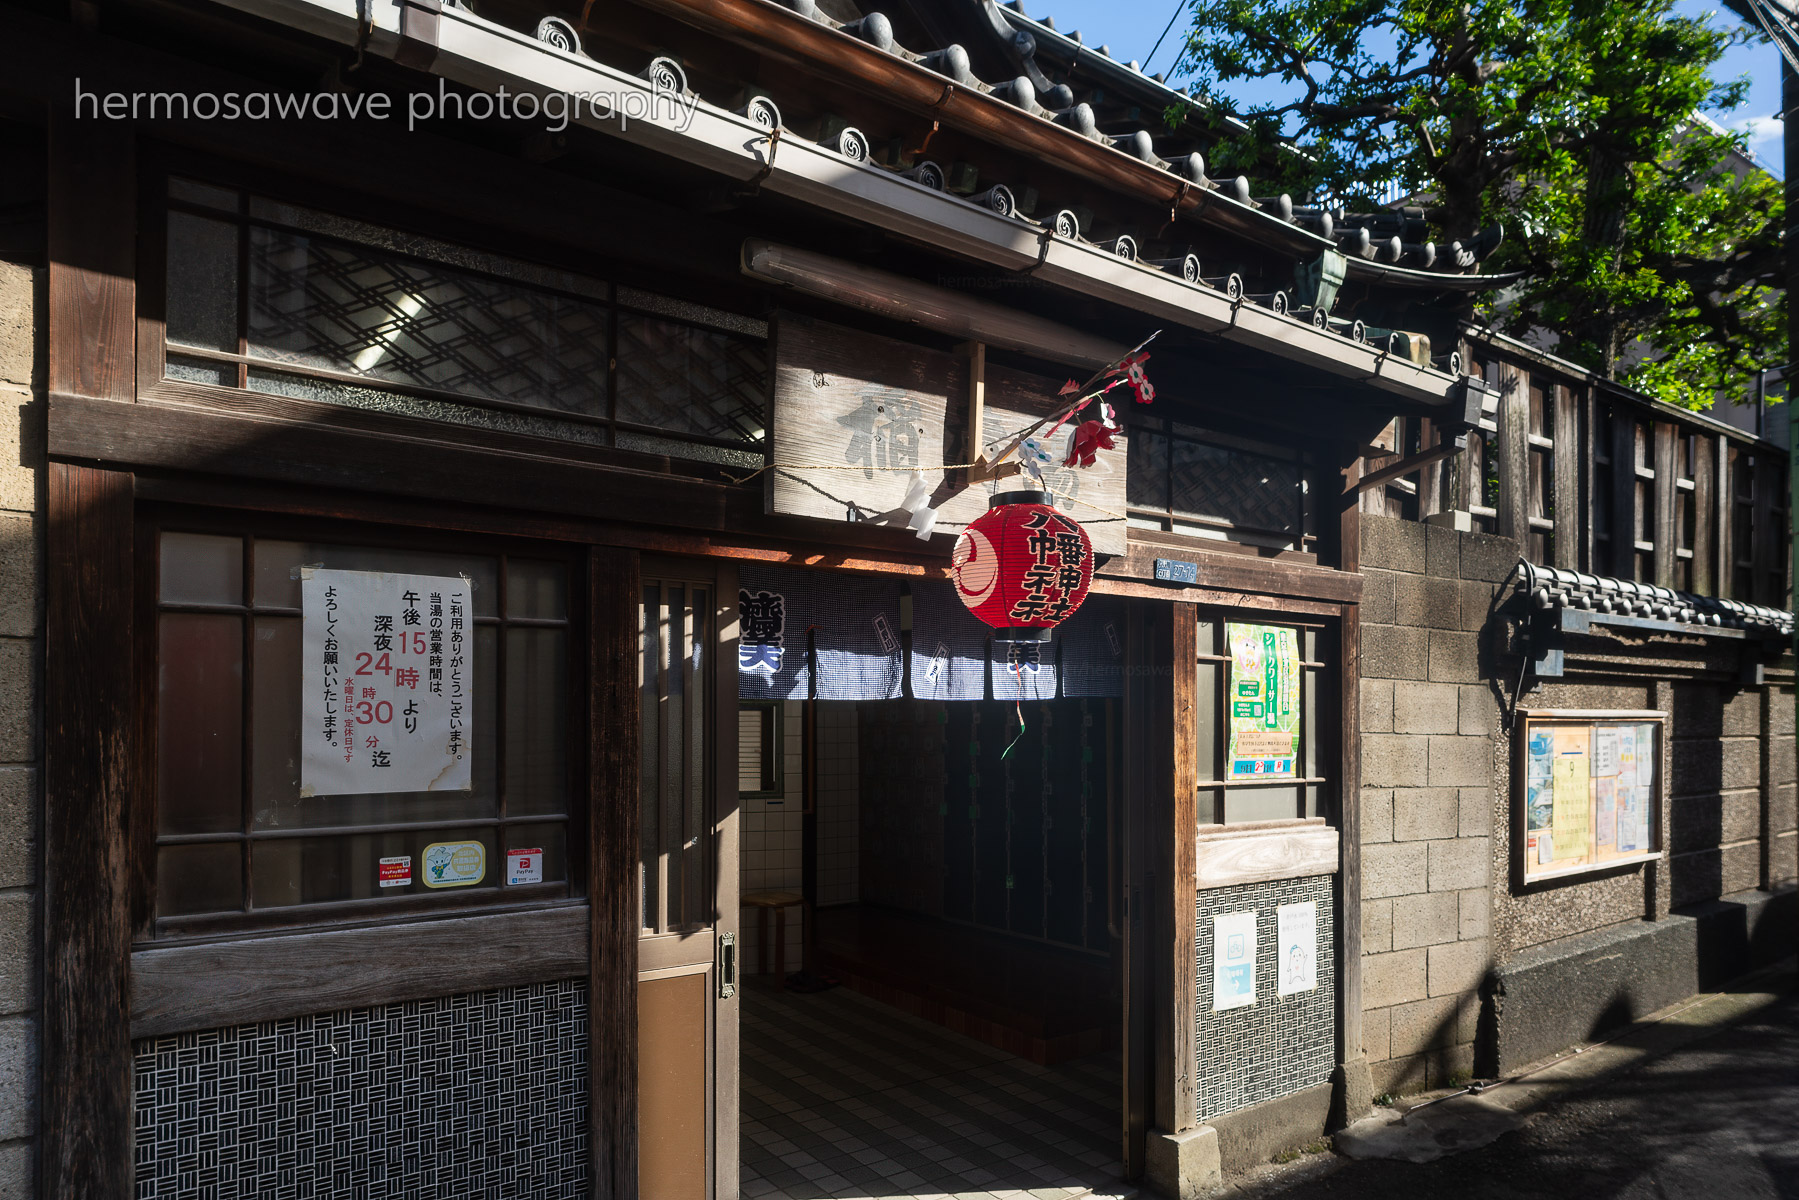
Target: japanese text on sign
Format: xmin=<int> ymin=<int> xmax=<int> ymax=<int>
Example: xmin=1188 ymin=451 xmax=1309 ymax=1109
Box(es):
xmin=1012 ymin=509 xmax=1089 ymax=624
xmin=301 ymin=568 xmax=473 ymax=797
xmin=1227 ymin=624 xmax=1301 ymax=779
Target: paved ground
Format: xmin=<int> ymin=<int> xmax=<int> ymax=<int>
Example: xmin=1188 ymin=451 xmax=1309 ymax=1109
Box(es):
xmin=1230 ymin=971 xmax=1799 ymax=1200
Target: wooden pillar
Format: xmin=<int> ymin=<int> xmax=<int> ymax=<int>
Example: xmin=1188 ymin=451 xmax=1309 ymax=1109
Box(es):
xmin=1552 ymin=384 xmax=1580 ymax=570
xmin=1495 ymin=364 xmax=1529 ymax=543
xmin=1152 ymin=603 xmax=1199 ymax=1135
xmin=1753 ymin=454 xmax=1779 ymax=607
xmin=43 ymin=105 xmax=137 ymax=1196
xmin=1652 ymin=422 xmax=1679 ymax=590
xmin=1716 ymin=439 xmax=1735 ymax=599
xmin=1692 ymin=433 xmax=1716 ymax=597
xmin=590 ymin=546 xmax=642 ymax=1200
xmin=1611 ymin=409 xmax=1638 ymax=579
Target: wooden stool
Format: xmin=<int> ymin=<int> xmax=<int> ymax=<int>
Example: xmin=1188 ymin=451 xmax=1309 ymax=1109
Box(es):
xmin=742 ymin=889 xmax=805 ymax=978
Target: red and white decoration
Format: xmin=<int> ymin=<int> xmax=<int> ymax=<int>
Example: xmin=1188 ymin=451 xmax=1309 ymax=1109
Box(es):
xmin=950 ymin=493 xmax=1094 ymax=642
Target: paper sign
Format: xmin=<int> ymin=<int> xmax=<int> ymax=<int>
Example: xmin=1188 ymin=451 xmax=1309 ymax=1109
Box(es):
xmin=1276 ymin=901 xmax=1317 ymax=996
xmin=1226 ymin=624 xmax=1301 ymax=779
xmin=301 ymin=568 xmax=473 ymax=798
xmin=1595 ymin=778 xmax=1616 ymax=846
xmin=422 ymin=840 xmax=485 ymax=888
xmin=378 ymin=856 xmax=412 ymax=888
xmin=1212 ymin=911 xmax=1258 ymax=1011
xmin=1551 ymin=729 xmax=1592 ymax=863
xmin=1593 ymin=727 xmax=1619 ymax=778
xmin=507 ymin=847 xmax=544 ymax=886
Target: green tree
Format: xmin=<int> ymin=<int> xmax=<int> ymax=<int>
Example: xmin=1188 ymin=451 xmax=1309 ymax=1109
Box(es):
xmin=1174 ymin=0 xmax=1785 ymax=409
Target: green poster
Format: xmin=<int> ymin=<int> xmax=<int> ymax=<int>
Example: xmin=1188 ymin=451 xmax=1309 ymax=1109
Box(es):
xmin=1226 ymin=623 xmax=1300 ymax=779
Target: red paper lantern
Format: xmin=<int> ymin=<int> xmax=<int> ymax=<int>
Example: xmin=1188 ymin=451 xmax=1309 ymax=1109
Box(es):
xmin=950 ymin=492 xmax=1094 ymax=642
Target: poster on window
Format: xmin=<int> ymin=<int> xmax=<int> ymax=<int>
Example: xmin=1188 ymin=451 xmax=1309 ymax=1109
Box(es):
xmin=301 ymin=568 xmax=473 ymax=798
xmin=1211 ymin=910 xmax=1258 ymax=1011
xmin=1226 ymin=623 xmax=1300 ymax=779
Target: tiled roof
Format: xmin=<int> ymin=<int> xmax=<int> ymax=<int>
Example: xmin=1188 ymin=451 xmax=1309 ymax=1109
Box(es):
xmin=1518 ymin=561 xmax=1793 ymax=637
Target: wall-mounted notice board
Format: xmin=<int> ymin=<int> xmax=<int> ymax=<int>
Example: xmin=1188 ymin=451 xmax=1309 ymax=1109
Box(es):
xmin=1516 ymin=709 xmax=1666 ymax=883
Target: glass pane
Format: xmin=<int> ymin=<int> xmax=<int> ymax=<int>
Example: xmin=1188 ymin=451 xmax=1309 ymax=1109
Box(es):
xmin=1196 ymin=661 xmax=1218 ymax=782
xmin=1304 ymin=784 xmax=1323 ymax=819
xmin=253 ymin=538 xmax=498 ymax=616
xmin=1197 ymin=619 xmax=1217 ymax=655
xmin=1303 ymin=668 xmax=1319 ymax=778
xmin=1171 ymin=439 xmax=1301 ymax=539
xmin=252 ymin=621 xmax=498 ymax=829
xmin=1224 ymin=785 xmax=1301 ymax=824
xmin=246 ymin=225 xmax=610 ymax=418
xmin=1126 ymin=428 xmax=1169 ymax=512
xmin=508 ymin=559 xmax=568 ymax=621
xmin=158 ymin=613 xmax=244 ymax=836
xmin=166 ymin=211 xmax=239 ymax=352
xmin=161 ymin=532 xmax=243 ymax=605
xmin=165 ymin=353 xmax=235 ymax=386
xmin=504 ymin=822 xmax=569 ymax=886
xmin=1198 ymin=788 xmax=1224 ymax=826
xmin=157 ymin=843 xmax=244 ymax=916
xmin=506 ymin=627 xmax=568 ymax=817
xmin=252 ymin=828 xmax=499 ymax=907
xmin=615 ymin=314 xmax=767 ymax=446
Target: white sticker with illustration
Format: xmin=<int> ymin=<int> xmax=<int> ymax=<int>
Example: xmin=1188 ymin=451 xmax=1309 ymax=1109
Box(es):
xmin=422 ymin=840 xmax=485 ymax=888
xmin=1276 ymin=901 xmax=1317 ymax=997
xmin=1212 ymin=910 xmax=1257 ymax=1011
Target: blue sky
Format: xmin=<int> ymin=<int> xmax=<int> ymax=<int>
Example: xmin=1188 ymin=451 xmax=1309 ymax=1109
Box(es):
xmin=1026 ymin=0 xmax=1785 ymax=177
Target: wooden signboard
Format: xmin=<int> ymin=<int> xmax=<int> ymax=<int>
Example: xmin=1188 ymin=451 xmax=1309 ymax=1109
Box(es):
xmin=768 ymin=312 xmax=1129 ymax=556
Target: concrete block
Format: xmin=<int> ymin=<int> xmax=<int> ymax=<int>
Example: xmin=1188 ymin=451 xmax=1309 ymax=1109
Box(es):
xmin=1363 ymin=897 xmax=1393 ymax=954
xmin=1459 ymin=887 xmax=1490 ymax=940
xmin=1460 ymin=530 xmax=1522 ymax=583
xmin=1388 ymin=994 xmax=1460 ymax=1057
xmin=1392 ymin=682 xmax=1460 ymax=736
xmin=1670 ymin=681 xmax=1725 ymax=739
xmin=0 ymin=1138 xmax=32 ymax=1199
xmin=1370 ymin=1053 xmax=1428 ymax=1099
xmin=1774 ymin=832 xmax=1797 ymax=885
xmin=0 ymin=389 xmax=43 ymax=518
xmin=1362 ymin=947 xmax=1427 ymax=1009
xmin=0 ymin=515 xmax=37 ymax=639
xmin=1458 ymin=684 xmax=1494 ymax=736
xmin=1394 ymin=573 xmax=1459 ymax=630
xmin=1424 ymin=522 xmax=1461 ymax=581
xmin=0 ymin=770 xmax=34 ymax=889
xmin=1209 ymin=1082 xmax=1333 ymax=1177
xmin=0 ymin=895 xmax=32 ymax=1016
xmin=1392 ymin=890 xmax=1459 ymax=950
xmin=1459 ymin=787 xmax=1492 ymax=837
xmin=1428 ymin=836 xmax=1491 ymax=892
xmin=1361 ymin=516 xmax=1426 ymax=574
xmin=1363 ymin=735 xmax=1427 ymax=788
xmin=1393 ymin=789 xmax=1459 ymax=842
xmin=1427 ymin=735 xmax=1490 ymax=787
xmin=1671 ymin=739 xmax=1723 ymax=796
xmin=1720 ymin=738 xmax=1762 ymax=791
xmin=1363 ymin=623 xmax=1428 ymax=682
xmin=1362 ymin=789 xmax=1393 ymax=844
xmin=1427 ymin=629 xmax=1481 ymax=684
xmin=1720 ymin=687 xmax=1762 ymax=737
xmin=1774 ymin=783 xmax=1797 ymax=837
xmin=1427 ymin=937 xmax=1491 ymax=998
xmin=1460 ymin=580 xmax=1498 ymax=632
xmin=1360 ymin=569 xmax=1398 ymax=626
xmin=1361 ymin=1005 xmax=1391 ymax=1063
xmin=0 ymin=1017 xmax=35 ymax=1142
xmin=0 ymin=641 xmax=34 ymax=763
xmin=1146 ymin=1125 xmax=1221 ymax=1200
xmin=1362 ymin=842 xmax=1429 ymax=899
xmin=1361 ymin=678 xmax=1393 ymax=734
xmin=0 ymin=264 xmax=40 ymax=392
xmin=1769 ymin=735 xmax=1794 ymax=791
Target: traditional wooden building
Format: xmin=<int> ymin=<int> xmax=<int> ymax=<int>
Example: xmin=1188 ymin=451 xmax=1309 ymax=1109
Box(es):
xmin=0 ymin=0 xmax=1788 ymax=1196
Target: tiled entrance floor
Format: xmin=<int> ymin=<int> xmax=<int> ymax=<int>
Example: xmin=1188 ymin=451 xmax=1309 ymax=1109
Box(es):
xmin=742 ymin=981 xmax=1134 ymax=1200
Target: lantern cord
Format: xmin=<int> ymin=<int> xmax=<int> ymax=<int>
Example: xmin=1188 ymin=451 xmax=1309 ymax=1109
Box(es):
xmin=999 ymin=659 xmax=1029 ymax=760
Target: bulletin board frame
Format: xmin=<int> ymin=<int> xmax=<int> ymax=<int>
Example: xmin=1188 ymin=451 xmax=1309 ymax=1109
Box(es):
xmin=1514 ymin=708 xmax=1667 ymax=884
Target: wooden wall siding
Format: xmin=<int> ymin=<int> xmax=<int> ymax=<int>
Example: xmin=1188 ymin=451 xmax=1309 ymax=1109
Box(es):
xmin=1552 ymin=383 xmax=1581 ymax=570
xmin=1712 ymin=436 xmax=1732 ymax=598
xmin=1753 ymin=454 xmax=1780 ymax=607
xmin=591 ymin=546 xmax=643 ymax=1200
xmin=1610 ymin=411 xmax=1638 ymax=579
xmin=1496 ymin=363 xmax=1530 ymax=543
xmin=1653 ymin=423 xmax=1679 ymax=589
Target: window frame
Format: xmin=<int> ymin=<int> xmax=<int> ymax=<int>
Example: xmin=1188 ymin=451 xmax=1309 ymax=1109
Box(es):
xmin=1125 ymin=413 xmax=1321 ymax=554
xmin=737 ymin=700 xmax=785 ymax=800
xmin=134 ymin=505 xmax=593 ymax=945
xmin=138 ymin=160 xmax=772 ymax=473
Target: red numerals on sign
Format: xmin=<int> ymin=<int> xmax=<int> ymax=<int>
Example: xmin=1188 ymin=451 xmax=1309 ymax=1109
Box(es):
xmin=355 ymin=700 xmax=395 ymax=725
xmin=354 ymin=652 xmax=395 ymax=676
xmin=400 ymin=632 xmax=427 ymax=654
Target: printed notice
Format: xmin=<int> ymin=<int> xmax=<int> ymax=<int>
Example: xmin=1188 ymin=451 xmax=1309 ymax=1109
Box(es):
xmin=302 ymin=568 xmax=473 ymax=798
xmin=1226 ymin=624 xmax=1301 ymax=779
xmin=1212 ymin=910 xmax=1258 ymax=1011
xmin=1551 ymin=728 xmax=1592 ymax=863
xmin=507 ymin=847 xmax=545 ymax=886
xmin=422 ymin=840 xmax=485 ymax=888
xmin=1276 ymin=901 xmax=1317 ymax=997
xmin=378 ymin=856 xmax=412 ymax=888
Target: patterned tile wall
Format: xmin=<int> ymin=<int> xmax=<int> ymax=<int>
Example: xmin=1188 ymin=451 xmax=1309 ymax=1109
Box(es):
xmin=1194 ymin=875 xmax=1336 ymax=1122
xmin=133 ymin=979 xmax=589 ymax=1199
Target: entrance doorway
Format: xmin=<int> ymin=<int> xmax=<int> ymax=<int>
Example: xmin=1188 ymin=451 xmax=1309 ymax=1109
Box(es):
xmin=737 ymin=698 xmax=1132 ymax=1200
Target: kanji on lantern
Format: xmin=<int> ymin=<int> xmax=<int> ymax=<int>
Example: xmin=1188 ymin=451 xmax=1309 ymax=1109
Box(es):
xmin=950 ymin=492 xmax=1095 ymax=642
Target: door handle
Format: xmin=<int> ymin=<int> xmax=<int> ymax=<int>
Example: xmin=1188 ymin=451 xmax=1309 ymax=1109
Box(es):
xmin=719 ymin=931 xmax=737 ymax=999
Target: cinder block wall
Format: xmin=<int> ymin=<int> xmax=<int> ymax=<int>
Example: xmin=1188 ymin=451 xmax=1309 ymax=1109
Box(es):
xmin=0 ymin=252 xmax=44 ymax=1192
xmin=1357 ymin=517 xmax=1513 ymax=1095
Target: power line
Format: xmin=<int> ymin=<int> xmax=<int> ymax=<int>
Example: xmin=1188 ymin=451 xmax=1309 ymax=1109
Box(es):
xmin=1142 ymin=0 xmax=1188 ymax=76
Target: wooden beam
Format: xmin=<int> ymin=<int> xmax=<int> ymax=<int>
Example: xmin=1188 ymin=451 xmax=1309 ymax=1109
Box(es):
xmin=43 ymin=463 xmax=135 ymax=1196
xmin=591 ymin=546 xmax=643 ymax=1200
xmin=1692 ymin=433 xmax=1716 ymax=596
xmin=1653 ymin=422 xmax=1679 ymax=589
xmin=1717 ymin=439 xmax=1736 ymax=599
xmin=1353 ymin=438 xmax=1464 ymax=496
xmin=1753 ymin=452 xmax=1779 ymax=606
xmin=1167 ymin=602 xmax=1199 ymax=1133
xmin=1496 ymin=364 xmax=1530 ymax=543
xmin=1612 ymin=409 xmax=1639 ymax=579
xmin=1552 ymin=383 xmax=1580 ymax=570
